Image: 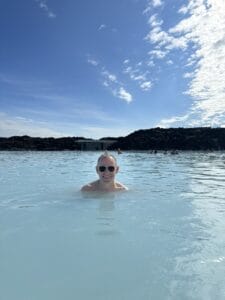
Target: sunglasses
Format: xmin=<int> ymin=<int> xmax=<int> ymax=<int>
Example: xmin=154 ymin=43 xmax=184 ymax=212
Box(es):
xmin=98 ymin=165 xmax=115 ymax=172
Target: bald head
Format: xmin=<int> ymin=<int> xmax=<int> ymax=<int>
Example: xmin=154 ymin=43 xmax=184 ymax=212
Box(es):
xmin=97 ymin=151 xmax=117 ymax=166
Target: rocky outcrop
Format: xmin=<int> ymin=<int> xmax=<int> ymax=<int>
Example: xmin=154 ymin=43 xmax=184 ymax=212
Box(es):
xmin=108 ymin=127 xmax=225 ymax=151
xmin=0 ymin=136 xmax=85 ymax=150
xmin=1 ymin=127 xmax=225 ymax=151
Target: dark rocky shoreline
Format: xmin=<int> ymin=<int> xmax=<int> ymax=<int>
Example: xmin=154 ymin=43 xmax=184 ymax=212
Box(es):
xmin=109 ymin=127 xmax=225 ymax=151
xmin=0 ymin=127 xmax=225 ymax=151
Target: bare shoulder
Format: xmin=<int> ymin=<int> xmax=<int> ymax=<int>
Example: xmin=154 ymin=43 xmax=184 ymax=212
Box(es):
xmin=115 ymin=181 xmax=129 ymax=191
xmin=81 ymin=181 xmax=99 ymax=192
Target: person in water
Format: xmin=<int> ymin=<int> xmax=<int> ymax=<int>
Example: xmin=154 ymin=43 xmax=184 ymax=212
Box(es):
xmin=81 ymin=151 xmax=128 ymax=192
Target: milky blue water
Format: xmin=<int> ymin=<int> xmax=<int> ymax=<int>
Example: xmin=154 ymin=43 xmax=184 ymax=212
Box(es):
xmin=1 ymin=151 xmax=225 ymax=300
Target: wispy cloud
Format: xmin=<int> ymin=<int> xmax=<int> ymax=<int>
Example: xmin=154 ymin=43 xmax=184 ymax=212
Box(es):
xmin=148 ymin=49 xmax=168 ymax=59
xmin=81 ymin=125 xmax=133 ymax=139
xmin=98 ymin=24 xmax=118 ymax=33
xmin=2 ymin=91 xmax=121 ymax=124
xmin=35 ymin=0 xmax=56 ymax=18
xmin=144 ymin=0 xmax=225 ymax=127
xmin=0 ymin=112 xmax=63 ymax=137
xmin=123 ymin=60 xmax=153 ymax=91
xmin=0 ymin=73 xmax=54 ymax=96
xmin=87 ymin=57 xmax=99 ymax=66
xmin=0 ymin=110 xmax=132 ymax=138
xmin=140 ymin=81 xmax=152 ymax=91
xmin=98 ymin=24 xmax=106 ymax=31
xmin=101 ymin=69 xmax=133 ymax=103
xmin=0 ymin=72 xmax=122 ymax=125
xmin=143 ymin=0 xmax=164 ymax=14
xmin=156 ymin=114 xmax=189 ymax=128
xmin=102 ymin=70 xmax=118 ymax=83
xmin=86 ymin=57 xmax=133 ymax=103
xmin=0 ymin=73 xmax=48 ymax=87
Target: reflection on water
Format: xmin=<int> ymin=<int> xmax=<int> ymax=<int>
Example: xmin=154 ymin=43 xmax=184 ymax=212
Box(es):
xmin=169 ymin=153 xmax=225 ymax=300
xmin=81 ymin=192 xmax=119 ymax=236
xmin=1 ymin=151 xmax=225 ymax=300
xmin=96 ymin=198 xmax=118 ymax=236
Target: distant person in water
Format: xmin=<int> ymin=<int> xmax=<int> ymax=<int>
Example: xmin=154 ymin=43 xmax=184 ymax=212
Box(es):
xmin=81 ymin=151 xmax=128 ymax=192
xmin=117 ymin=148 xmax=122 ymax=154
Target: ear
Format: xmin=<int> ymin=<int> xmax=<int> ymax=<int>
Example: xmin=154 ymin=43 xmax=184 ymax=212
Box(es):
xmin=116 ymin=166 xmax=119 ymax=173
xmin=96 ymin=166 xmax=98 ymax=174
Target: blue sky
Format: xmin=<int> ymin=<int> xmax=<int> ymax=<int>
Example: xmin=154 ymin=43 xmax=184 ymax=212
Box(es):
xmin=0 ymin=0 xmax=225 ymax=138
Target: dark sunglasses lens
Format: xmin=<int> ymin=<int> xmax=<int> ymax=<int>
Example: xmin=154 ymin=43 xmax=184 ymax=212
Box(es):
xmin=108 ymin=166 xmax=115 ymax=172
xmin=99 ymin=166 xmax=106 ymax=172
xmin=99 ymin=166 xmax=115 ymax=172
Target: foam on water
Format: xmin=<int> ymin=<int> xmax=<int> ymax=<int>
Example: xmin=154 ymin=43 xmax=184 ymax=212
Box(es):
xmin=1 ymin=151 xmax=225 ymax=300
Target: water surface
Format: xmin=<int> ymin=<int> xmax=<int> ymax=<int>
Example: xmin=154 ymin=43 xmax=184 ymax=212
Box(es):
xmin=1 ymin=151 xmax=225 ymax=300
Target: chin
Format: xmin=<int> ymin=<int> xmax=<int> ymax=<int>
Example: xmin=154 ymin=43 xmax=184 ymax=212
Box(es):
xmin=102 ymin=177 xmax=113 ymax=183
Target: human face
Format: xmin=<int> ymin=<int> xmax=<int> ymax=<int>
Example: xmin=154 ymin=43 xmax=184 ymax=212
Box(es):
xmin=98 ymin=165 xmax=115 ymax=172
xmin=96 ymin=156 xmax=118 ymax=183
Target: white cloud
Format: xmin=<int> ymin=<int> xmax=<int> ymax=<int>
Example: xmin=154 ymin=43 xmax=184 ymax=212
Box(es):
xmin=85 ymin=57 xmax=132 ymax=103
xmin=147 ymin=59 xmax=155 ymax=67
xmin=100 ymin=67 xmax=133 ymax=102
xmin=131 ymin=74 xmax=147 ymax=81
xmin=117 ymin=87 xmax=132 ymax=103
xmin=101 ymin=70 xmax=118 ymax=83
xmin=102 ymin=81 xmax=109 ymax=87
xmin=156 ymin=114 xmax=190 ymax=128
xmin=35 ymin=0 xmax=56 ymax=18
xmin=140 ymin=81 xmax=152 ymax=91
xmin=143 ymin=0 xmax=163 ymax=14
xmin=148 ymin=14 xmax=163 ymax=27
xmin=146 ymin=0 xmax=225 ymax=127
xmin=152 ymin=0 xmax=163 ymax=7
xmin=145 ymin=25 xmax=188 ymax=51
xmin=123 ymin=62 xmax=153 ymax=91
xmin=183 ymin=72 xmax=194 ymax=79
xmin=108 ymin=74 xmax=117 ymax=82
xmin=178 ymin=5 xmax=189 ymax=15
xmin=87 ymin=58 xmax=99 ymax=66
xmin=149 ymin=49 xmax=168 ymax=59
xmin=166 ymin=60 xmax=173 ymax=65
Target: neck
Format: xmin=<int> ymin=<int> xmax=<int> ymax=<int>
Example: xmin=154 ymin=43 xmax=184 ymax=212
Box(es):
xmin=98 ymin=180 xmax=116 ymax=191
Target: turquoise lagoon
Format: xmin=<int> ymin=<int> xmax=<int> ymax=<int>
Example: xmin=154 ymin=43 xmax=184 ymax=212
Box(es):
xmin=1 ymin=151 xmax=225 ymax=300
